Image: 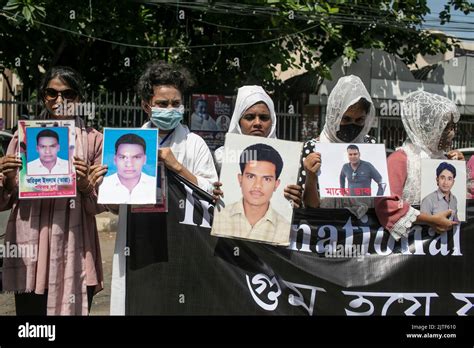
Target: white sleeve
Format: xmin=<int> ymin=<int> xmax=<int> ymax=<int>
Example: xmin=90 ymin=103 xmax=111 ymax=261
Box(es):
xmin=189 ymin=135 xmax=218 ymax=194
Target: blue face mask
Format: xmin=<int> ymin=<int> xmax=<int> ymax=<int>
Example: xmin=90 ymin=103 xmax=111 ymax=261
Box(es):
xmin=150 ymin=105 xmax=184 ymax=130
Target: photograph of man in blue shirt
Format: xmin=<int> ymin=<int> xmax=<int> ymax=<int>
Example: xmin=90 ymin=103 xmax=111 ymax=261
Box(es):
xmin=339 ymin=144 xmax=385 ymax=196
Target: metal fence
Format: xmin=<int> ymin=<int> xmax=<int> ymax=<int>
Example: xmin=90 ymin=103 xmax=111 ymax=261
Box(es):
xmin=0 ymin=88 xmax=42 ymax=130
xmin=274 ymin=100 xmax=301 ymax=141
xmin=0 ymin=89 xmax=153 ymax=130
xmin=0 ymin=90 xmax=472 ymax=149
xmin=375 ymin=116 xmax=474 ymax=150
xmin=88 ymin=91 xmax=146 ymax=129
xmin=0 ymin=90 xmax=303 ymax=140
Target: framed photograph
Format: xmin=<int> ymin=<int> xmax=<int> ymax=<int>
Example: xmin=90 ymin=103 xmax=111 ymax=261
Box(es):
xmin=315 ymin=143 xmax=391 ymax=198
xmin=18 ymin=120 xmax=76 ymax=199
xmin=211 ymin=133 xmax=303 ymax=246
xmin=421 ymin=159 xmax=466 ymax=222
xmin=98 ymin=128 xmax=158 ymax=204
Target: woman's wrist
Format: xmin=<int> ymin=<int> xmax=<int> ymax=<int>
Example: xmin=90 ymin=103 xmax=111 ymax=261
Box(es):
xmin=173 ymin=161 xmax=184 ymax=174
xmin=78 ymin=180 xmax=94 ymax=195
xmin=305 ymin=172 xmax=317 ymax=185
xmin=416 ymin=212 xmax=434 ymax=226
xmin=3 ymin=175 xmax=18 ymax=192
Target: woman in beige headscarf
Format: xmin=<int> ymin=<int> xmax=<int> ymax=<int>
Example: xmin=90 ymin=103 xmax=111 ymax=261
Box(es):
xmin=0 ymin=66 xmax=107 ymax=315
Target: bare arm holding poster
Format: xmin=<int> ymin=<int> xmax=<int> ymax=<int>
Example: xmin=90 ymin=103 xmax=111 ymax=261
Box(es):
xmin=73 ymin=156 xmax=107 ymax=194
xmin=158 ymin=147 xmax=199 ymax=187
xmin=302 ymin=152 xmax=321 ymax=208
xmin=0 ymin=152 xmax=22 ymax=212
xmin=0 ymin=153 xmax=22 ymax=191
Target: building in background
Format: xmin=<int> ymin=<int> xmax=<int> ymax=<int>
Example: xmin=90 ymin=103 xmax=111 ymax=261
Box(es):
xmin=282 ymin=41 xmax=474 ymax=149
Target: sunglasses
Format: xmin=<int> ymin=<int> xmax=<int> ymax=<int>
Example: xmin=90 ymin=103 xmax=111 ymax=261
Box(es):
xmin=44 ymin=88 xmax=78 ymax=101
xmin=241 ymin=113 xmax=271 ymax=122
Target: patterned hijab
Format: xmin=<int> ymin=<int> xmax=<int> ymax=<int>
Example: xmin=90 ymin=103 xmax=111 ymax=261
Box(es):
xmin=320 ymin=75 xmax=375 ymax=143
xmin=399 ymin=90 xmax=460 ymax=204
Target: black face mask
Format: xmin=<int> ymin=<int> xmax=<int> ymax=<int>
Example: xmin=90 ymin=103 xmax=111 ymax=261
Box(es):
xmin=336 ymin=124 xmax=364 ymax=142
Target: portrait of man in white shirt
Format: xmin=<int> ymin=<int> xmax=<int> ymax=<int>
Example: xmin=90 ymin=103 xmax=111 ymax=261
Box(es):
xmin=99 ymin=132 xmax=156 ymax=204
xmin=27 ymin=128 xmax=69 ymax=175
xmin=212 ymin=143 xmax=291 ymax=246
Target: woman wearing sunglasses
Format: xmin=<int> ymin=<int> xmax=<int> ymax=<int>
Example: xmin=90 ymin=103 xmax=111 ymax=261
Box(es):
xmin=212 ymin=85 xmax=303 ymax=208
xmin=0 ymin=66 xmax=107 ymax=315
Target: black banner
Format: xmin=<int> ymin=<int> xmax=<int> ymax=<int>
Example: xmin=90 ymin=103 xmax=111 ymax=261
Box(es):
xmin=126 ymin=171 xmax=474 ymax=316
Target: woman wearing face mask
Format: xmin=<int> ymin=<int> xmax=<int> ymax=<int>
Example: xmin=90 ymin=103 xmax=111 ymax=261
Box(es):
xmin=212 ymin=85 xmax=303 ymax=207
xmin=375 ymin=90 xmax=464 ymax=240
xmin=138 ymin=61 xmax=218 ymax=192
xmin=110 ymin=61 xmax=217 ymax=315
xmin=0 ymin=66 xmax=107 ymax=315
xmin=298 ymin=75 xmax=376 ymax=216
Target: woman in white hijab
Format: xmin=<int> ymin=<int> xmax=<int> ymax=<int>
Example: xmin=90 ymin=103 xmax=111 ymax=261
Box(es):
xmin=299 ymin=75 xmax=376 ymax=217
xmin=213 ymin=85 xmax=303 ymax=207
xmin=214 ymin=85 xmax=277 ymax=170
xmin=375 ymin=90 xmax=464 ymax=240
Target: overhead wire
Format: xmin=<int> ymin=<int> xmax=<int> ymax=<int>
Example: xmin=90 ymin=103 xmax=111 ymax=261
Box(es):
xmin=2 ymin=0 xmax=473 ymax=50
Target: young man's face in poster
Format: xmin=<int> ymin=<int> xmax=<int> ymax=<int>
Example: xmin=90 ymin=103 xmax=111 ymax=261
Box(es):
xmin=238 ymin=160 xmax=280 ymax=207
xmin=114 ymin=143 xmax=146 ymax=180
xmin=37 ymin=136 xmax=60 ymax=165
xmin=437 ymin=169 xmax=455 ymax=194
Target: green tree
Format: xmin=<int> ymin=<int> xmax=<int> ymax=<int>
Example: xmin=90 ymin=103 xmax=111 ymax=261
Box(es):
xmin=0 ymin=0 xmax=472 ymax=95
